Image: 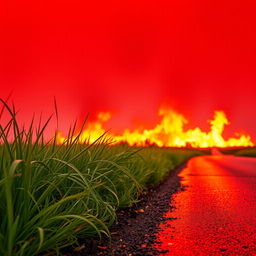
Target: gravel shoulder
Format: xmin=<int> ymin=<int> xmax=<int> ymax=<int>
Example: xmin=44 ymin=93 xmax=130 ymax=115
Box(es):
xmin=64 ymin=163 xmax=186 ymax=256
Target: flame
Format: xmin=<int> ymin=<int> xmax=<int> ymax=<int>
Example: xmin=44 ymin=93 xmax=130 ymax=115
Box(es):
xmin=57 ymin=112 xmax=111 ymax=145
xmin=56 ymin=108 xmax=254 ymax=148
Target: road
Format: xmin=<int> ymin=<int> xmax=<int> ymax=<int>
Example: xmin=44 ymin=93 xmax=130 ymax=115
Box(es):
xmin=154 ymin=155 xmax=256 ymax=255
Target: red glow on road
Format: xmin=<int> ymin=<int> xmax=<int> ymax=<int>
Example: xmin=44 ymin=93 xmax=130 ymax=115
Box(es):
xmin=154 ymin=156 xmax=256 ymax=254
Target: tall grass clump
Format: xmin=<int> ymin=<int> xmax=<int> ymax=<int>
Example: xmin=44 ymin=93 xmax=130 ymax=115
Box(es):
xmin=0 ymin=100 xmax=201 ymax=255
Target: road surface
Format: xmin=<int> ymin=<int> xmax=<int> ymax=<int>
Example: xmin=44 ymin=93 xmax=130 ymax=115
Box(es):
xmin=154 ymin=155 xmax=256 ymax=255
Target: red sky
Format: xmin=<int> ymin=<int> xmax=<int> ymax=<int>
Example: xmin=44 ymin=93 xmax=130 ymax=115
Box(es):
xmin=1 ymin=0 xmax=256 ymax=139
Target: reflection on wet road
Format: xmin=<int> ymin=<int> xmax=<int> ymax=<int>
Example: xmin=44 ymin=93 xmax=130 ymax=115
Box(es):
xmin=154 ymin=155 xmax=256 ymax=255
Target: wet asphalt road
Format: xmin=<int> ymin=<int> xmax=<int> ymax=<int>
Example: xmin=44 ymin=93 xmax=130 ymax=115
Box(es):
xmin=155 ymin=155 xmax=256 ymax=255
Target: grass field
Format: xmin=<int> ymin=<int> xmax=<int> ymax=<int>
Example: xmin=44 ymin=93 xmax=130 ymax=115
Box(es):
xmin=234 ymin=147 xmax=256 ymax=157
xmin=0 ymin=101 xmax=203 ymax=255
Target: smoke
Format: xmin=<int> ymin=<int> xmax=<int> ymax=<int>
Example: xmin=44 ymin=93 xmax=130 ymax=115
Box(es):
xmin=1 ymin=0 xmax=256 ymax=139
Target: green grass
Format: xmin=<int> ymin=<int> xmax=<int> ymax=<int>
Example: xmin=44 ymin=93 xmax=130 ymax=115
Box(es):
xmin=0 ymin=100 xmax=202 ymax=255
xmin=234 ymin=147 xmax=256 ymax=157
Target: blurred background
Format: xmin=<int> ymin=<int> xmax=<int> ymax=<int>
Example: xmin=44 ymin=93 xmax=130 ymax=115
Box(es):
xmin=1 ymin=0 xmax=256 ymax=139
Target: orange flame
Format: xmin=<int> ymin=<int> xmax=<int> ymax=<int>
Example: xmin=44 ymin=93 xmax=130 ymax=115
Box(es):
xmin=56 ymin=108 xmax=254 ymax=148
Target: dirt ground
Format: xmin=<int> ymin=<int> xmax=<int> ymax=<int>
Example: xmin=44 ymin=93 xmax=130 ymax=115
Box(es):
xmin=64 ymin=164 xmax=186 ymax=256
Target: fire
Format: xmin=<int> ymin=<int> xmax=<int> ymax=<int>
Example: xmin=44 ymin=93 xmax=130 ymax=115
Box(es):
xmin=56 ymin=108 xmax=254 ymax=148
xmin=57 ymin=112 xmax=111 ymax=145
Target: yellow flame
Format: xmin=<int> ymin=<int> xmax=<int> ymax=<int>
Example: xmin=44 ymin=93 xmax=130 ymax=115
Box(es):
xmin=56 ymin=108 xmax=254 ymax=148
